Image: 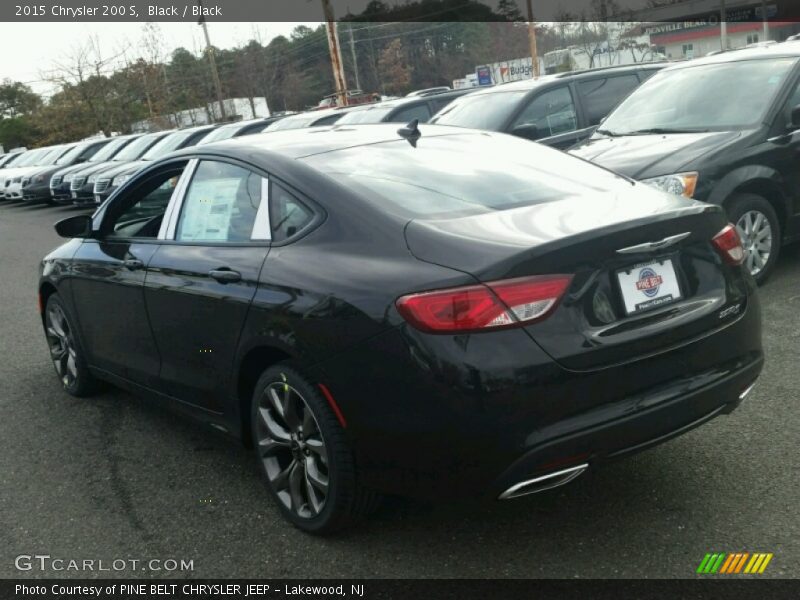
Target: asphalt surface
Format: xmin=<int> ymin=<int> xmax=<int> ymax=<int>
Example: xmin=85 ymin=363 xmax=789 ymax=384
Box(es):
xmin=0 ymin=200 xmax=798 ymax=579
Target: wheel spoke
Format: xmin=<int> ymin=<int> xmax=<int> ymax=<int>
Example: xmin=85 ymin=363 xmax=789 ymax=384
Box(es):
xmin=258 ymin=436 xmax=290 ymax=458
xmin=268 ymin=387 xmax=286 ymax=420
xmin=258 ymin=407 xmax=291 ymax=442
xmin=289 ymin=462 xmax=306 ymax=512
xmin=271 ymin=460 xmax=295 ymax=492
xmin=282 ymin=388 xmax=302 ymax=432
xmin=306 ymin=437 xmax=327 ymax=463
xmin=305 ymin=457 xmax=329 ymax=491
xmin=304 ymin=470 xmax=323 ymax=514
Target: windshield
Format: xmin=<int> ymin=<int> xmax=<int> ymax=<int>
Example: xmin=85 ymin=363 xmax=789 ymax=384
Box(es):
xmin=142 ymin=129 xmax=198 ymax=160
xmin=55 ymin=144 xmax=86 ymax=165
xmin=337 ymin=106 xmax=395 ymax=124
xmin=266 ymin=115 xmax=319 ymax=131
xmin=114 ymin=133 xmax=161 ymax=161
xmin=303 ymin=133 xmax=627 ymax=219
xmin=37 ymin=145 xmax=69 ymax=165
xmin=0 ymin=153 xmax=22 ymax=167
xmin=602 ymin=58 xmax=799 ymax=134
xmin=197 ymin=125 xmax=239 ymax=144
xmin=430 ymin=91 xmax=527 ymax=130
xmin=13 ymin=149 xmax=46 ymax=167
xmin=89 ymin=137 xmax=132 ymax=162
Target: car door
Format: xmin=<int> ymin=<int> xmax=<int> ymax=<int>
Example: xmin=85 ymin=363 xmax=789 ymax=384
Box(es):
xmin=69 ymin=161 xmax=191 ymax=389
xmin=506 ymin=86 xmax=584 ymax=149
xmin=143 ymin=158 xmax=271 ymax=412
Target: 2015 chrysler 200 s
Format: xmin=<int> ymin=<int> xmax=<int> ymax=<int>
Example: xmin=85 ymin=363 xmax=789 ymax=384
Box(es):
xmin=39 ymin=124 xmax=762 ymax=534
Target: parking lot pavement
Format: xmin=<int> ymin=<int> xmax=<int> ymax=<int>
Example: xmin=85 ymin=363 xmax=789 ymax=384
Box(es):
xmin=0 ymin=200 xmax=798 ymax=579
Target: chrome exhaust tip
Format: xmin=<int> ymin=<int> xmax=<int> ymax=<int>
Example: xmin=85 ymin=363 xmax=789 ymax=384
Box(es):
xmin=498 ymin=463 xmax=589 ymax=500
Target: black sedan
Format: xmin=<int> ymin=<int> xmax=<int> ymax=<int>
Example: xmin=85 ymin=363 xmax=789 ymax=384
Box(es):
xmin=40 ymin=124 xmax=762 ymax=534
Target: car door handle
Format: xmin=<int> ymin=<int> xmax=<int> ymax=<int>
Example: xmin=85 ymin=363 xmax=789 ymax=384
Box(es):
xmin=209 ymin=268 xmax=242 ymax=284
xmin=122 ymin=259 xmax=144 ymax=270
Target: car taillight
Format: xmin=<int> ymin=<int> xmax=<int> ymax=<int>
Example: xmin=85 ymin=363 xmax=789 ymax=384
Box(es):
xmin=712 ymin=224 xmax=745 ymax=266
xmin=396 ymin=275 xmax=572 ymax=333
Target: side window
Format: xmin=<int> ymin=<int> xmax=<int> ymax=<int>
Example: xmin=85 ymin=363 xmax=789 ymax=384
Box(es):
xmin=511 ymin=87 xmax=578 ymax=139
xmin=176 ymin=161 xmax=266 ymax=243
xmin=392 ymin=104 xmax=432 ymax=123
xmin=577 ymin=75 xmax=640 ymax=126
xmin=270 ymin=183 xmax=314 ymax=243
xmin=104 ymin=167 xmax=186 ymax=239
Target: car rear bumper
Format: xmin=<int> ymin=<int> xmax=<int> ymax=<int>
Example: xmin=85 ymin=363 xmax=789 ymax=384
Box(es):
xmin=310 ymin=286 xmax=762 ymax=500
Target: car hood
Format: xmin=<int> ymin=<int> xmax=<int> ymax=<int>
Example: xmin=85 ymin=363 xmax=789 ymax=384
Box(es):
xmin=0 ymin=165 xmax=47 ymax=180
xmin=93 ymin=160 xmax=147 ymax=181
xmin=69 ymin=159 xmax=123 ymax=178
xmin=569 ymin=130 xmax=743 ymax=179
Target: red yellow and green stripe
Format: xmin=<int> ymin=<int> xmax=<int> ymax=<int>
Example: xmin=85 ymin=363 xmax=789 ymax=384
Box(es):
xmin=697 ymin=552 xmax=773 ymax=574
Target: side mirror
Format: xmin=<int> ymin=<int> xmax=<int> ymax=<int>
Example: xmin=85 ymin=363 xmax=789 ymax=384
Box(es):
xmin=511 ymin=124 xmax=540 ymax=141
xmin=55 ymin=214 xmax=93 ymax=239
xmin=791 ymin=105 xmax=800 ymax=130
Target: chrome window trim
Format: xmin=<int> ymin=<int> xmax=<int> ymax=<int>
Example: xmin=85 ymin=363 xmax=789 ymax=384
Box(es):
xmin=251 ymin=176 xmax=272 ymax=241
xmin=159 ymin=158 xmax=199 ymax=240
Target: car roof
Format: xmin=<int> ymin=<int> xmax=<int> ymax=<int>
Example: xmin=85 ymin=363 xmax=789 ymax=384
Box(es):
xmin=343 ymin=89 xmax=472 ymax=113
xmin=661 ymin=40 xmax=800 ymax=71
xmin=176 ymin=123 xmax=478 ymax=161
xmin=466 ymin=62 xmax=667 ymax=96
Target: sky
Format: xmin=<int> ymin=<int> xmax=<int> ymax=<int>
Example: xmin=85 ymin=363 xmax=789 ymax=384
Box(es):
xmin=0 ymin=22 xmax=318 ymax=97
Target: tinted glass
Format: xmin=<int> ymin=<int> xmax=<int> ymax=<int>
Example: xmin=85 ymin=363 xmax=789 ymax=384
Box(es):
xmin=107 ymin=169 xmax=185 ymax=239
xmin=511 ymin=87 xmax=578 ymax=139
xmin=267 ymin=115 xmax=319 ymax=131
xmin=304 ymin=134 xmax=628 ymax=219
xmin=13 ymin=149 xmax=46 ymax=167
xmin=114 ymin=133 xmax=164 ymax=161
xmin=577 ymin=75 xmax=640 ymax=126
xmin=313 ymin=113 xmax=343 ymax=126
xmin=176 ymin=161 xmax=264 ymax=243
xmin=430 ymin=91 xmax=527 ymax=130
xmin=270 ymin=183 xmax=314 ymax=242
xmin=37 ymin=145 xmax=70 ymax=165
xmin=391 ymin=104 xmax=432 ymax=123
xmin=602 ymin=58 xmax=798 ymax=133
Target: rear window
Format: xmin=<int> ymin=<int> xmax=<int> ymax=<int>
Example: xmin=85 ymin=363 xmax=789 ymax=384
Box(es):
xmin=303 ymin=134 xmax=627 ymax=218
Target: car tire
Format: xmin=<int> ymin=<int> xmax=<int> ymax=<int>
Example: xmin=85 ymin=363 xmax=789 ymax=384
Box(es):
xmin=44 ymin=294 xmax=99 ymax=397
xmin=727 ymin=193 xmax=780 ymax=285
xmin=251 ymin=364 xmax=380 ymax=534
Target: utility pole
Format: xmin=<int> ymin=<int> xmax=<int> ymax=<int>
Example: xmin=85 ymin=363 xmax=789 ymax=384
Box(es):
xmin=348 ymin=23 xmax=361 ymax=91
xmin=525 ymin=0 xmax=540 ymax=78
xmin=720 ymin=0 xmax=728 ymax=51
xmin=761 ymin=0 xmax=770 ymax=41
xmin=197 ymin=0 xmax=226 ymax=121
xmin=321 ymin=0 xmax=348 ymax=107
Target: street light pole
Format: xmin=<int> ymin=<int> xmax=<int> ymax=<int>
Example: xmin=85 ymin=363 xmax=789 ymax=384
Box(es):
xmin=197 ymin=0 xmax=226 ymax=121
xmin=720 ymin=0 xmax=728 ymax=51
xmin=526 ymin=0 xmax=540 ymax=78
xmin=321 ymin=0 xmax=348 ymax=107
xmin=349 ymin=23 xmax=361 ymax=91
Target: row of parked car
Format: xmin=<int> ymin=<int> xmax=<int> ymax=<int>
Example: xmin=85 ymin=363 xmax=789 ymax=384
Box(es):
xmin=4 ymin=41 xmax=800 ymax=282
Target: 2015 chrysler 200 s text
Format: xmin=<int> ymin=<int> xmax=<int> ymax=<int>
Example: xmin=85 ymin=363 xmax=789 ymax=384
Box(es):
xmin=39 ymin=124 xmax=763 ymax=534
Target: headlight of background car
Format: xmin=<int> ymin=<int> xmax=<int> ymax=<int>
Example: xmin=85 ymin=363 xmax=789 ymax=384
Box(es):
xmin=113 ymin=174 xmax=131 ymax=186
xmin=88 ymin=174 xmax=97 ymax=183
xmin=641 ymin=172 xmax=698 ymax=198
xmin=34 ymin=174 xmax=45 ymax=183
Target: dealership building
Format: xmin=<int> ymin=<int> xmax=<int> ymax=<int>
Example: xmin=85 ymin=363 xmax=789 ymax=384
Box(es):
xmin=640 ymin=0 xmax=800 ymax=59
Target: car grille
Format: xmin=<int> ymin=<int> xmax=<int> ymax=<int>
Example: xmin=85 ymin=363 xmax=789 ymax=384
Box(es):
xmin=71 ymin=176 xmax=87 ymax=190
xmin=50 ymin=175 xmax=63 ymax=187
xmin=94 ymin=179 xmax=110 ymax=193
